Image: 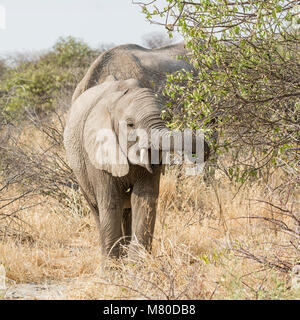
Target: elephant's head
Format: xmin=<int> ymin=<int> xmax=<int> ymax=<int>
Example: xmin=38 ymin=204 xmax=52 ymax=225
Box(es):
xmin=83 ymin=77 xmax=209 ymax=177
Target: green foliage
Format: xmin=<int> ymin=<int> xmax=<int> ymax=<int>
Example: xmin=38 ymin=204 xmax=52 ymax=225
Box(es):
xmin=0 ymin=37 xmax=98 ymax=121
xmin=1 ymin=63 xmax=70 ymax=119
xmin=140 ymin=0 xmax=300 ymax=182
xmin=43 ymin=36 xmax=96 ymax=68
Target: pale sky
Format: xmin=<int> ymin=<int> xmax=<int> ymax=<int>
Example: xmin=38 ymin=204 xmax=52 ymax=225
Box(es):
xmin=0 ymin=0 xmax=171 ymax=54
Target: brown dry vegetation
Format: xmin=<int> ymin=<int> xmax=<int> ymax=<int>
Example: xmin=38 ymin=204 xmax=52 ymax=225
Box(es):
xmin=0 ymin=124 xmax=299 ymax=300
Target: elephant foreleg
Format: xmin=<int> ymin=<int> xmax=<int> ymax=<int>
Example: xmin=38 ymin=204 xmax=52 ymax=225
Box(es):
xmin=97 ymin=202 xmax=124 ymax=258
xmin=130 ymin=173 xmax=160 ymax=253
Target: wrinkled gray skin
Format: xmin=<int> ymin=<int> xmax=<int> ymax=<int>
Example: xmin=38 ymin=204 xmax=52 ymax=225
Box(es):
xmin=65 ymin=43 xmax=209 ymax=258
xmin=72 ymin=42 xmax=192 ymax=103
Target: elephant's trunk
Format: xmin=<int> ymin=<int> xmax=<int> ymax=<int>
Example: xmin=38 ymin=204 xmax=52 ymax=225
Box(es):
xmin=150 ymin=127 xmax=210 ymax=162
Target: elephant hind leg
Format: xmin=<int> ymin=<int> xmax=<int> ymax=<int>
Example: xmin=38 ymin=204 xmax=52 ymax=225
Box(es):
xmin=122 ymin=208 xmax=132 ymax=246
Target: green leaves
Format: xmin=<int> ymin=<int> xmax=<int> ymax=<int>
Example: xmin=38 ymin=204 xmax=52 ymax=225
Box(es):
xmin=1 ymin=63 xmax=68 ymax=118
xmin=0 ymin=37 xmax=98 ymax=121
xmin=52 ymin=36 xmax=95 ymax=67
xmin=140 ymin=0 xmax=300 ymax=183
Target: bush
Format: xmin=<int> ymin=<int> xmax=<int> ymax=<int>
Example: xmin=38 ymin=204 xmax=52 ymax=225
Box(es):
xmin=1 ymin=63 xmax=70 ymax=119
xmin=140 ymin=0 xmax=300 ymax=183
xmin=138 ymin=0 xmax=300 ymax=279
xmin=42 ymin=36 xmax=97 ymax=68
xmin=0 ymin=36 xmax=99 ymax=121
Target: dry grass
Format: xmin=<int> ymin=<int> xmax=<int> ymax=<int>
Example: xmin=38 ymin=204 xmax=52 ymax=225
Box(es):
xmin=0 ymin=122 xmax=299 ymax=299
xmin=0 ymin=165 xmax=299 ymax=299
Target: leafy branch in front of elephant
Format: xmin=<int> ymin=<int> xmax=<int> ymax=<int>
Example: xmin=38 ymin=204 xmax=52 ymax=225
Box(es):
xmin=135 ymin=0 xmax=300 ymax=282
xmin=138 ymin=0 xmax=300 ymax=183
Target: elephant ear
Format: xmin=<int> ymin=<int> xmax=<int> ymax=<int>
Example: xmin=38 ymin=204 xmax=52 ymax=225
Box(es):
xmin=83 ymin=91 xmax=129 ymax=177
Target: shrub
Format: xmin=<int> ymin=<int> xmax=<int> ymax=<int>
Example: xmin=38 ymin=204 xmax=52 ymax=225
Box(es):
xmin=138 ymin=0 xmax=300 ymax=280
xmin=41 ymin=36 xmax=97 ymax=68
xmin=139 ymin=0 xmax=300 ymax=183
xmin=0 ymin=36 xmax=99 ymax=121
xmin=1 ymin=63 xmax=70 ymax=119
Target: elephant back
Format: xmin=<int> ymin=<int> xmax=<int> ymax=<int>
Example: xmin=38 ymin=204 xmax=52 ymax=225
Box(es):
xmin=72 ymin=43 xmax=192 ymax=103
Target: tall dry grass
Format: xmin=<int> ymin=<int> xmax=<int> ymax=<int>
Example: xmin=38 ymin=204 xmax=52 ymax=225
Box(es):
xmin=0 ymin=122 xmax=299 ymax=300
xmin=0 ymin=164 xmax=299 ymax=299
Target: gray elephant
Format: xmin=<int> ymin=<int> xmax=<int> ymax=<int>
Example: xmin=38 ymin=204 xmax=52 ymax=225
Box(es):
xmin=72 ymin=42 xmax=218 ymax=174
xmin=64 ymin=43 xmax=209 ymax=258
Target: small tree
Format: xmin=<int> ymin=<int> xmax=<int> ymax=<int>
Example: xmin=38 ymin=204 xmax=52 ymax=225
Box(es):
xmin=135 ymin=0 xmax=300 ymax=276
xmin=136 ymin=0 xmax=300 ymax=183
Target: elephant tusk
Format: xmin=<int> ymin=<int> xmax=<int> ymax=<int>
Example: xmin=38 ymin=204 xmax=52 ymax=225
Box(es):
xmin=140 ymin=148 xmax=148 ymax=164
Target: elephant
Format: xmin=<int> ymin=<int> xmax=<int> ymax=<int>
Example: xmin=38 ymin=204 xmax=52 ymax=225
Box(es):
xmin=64 ymin=76 xmax=209 ymax=258
xmin=72 ymin=42 xmax=218 ymax=178
xmin=64 ymin=43 xmax=210 ymax=258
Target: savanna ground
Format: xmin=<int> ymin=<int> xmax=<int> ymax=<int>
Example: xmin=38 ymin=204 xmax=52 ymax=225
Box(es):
xmin=0 ymin=122 xmax=299 ymax=300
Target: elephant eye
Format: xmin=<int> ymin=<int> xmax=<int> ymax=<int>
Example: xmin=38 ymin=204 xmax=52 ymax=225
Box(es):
xmin=127 ymin=120 xmax=135 ymax=128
